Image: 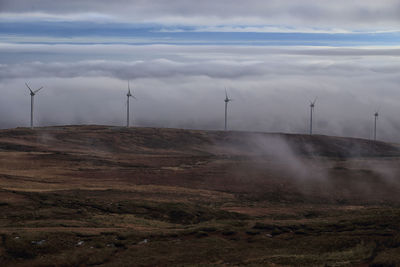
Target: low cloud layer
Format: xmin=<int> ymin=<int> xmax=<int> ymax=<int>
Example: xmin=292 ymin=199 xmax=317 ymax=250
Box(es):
xmin=1 ymin=44 xmax=400 ymax=142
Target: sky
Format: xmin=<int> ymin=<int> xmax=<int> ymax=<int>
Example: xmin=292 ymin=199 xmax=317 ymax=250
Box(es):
xmin=1 ymin=0 xmax=400 ymax=142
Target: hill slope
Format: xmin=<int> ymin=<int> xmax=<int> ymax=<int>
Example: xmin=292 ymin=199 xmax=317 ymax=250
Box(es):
xmin=0 ymin=125 xmax=400 ymax=202
xmin=0 ymin=125 xmax=400 ymax=266
xmin=0 ymin=125 xmax=398 ymax=157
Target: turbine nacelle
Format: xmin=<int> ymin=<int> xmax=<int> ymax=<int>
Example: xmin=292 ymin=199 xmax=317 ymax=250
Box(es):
xmin=25 ymin=83 xmax=43 ymax=96
xmin=224 ymin=88 xmax=232 ymax=103
xmin=310 ymin=97 xmax=317 ymax=108
xmin=127 ymin=81 xmax=136 ymax=99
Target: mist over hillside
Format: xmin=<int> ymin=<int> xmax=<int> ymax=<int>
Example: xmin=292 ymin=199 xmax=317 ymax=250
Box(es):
xmin=1 ymin=125 xmax=400 ymax=204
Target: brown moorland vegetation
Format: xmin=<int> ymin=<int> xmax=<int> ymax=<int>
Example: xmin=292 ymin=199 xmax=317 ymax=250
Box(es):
xmin=0 ymin=125 xmax=400 ymax=266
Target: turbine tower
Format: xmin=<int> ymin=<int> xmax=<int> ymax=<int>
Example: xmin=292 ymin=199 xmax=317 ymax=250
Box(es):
xmin=309 ymin=98 xmax=317 ymax=135
xmin=374 ymin=111 xmax=379 ymax=141
xmin=126 ymin=81 xmax=136 ymax=127
xmin=224 ymin=88 xmax=232 ymax=131
xmin=25 ymin=83 xmax=43 ymax=129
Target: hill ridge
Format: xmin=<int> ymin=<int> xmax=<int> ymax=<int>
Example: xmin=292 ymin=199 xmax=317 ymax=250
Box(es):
xmin=0 ymin=125 xmax=399 ymax=158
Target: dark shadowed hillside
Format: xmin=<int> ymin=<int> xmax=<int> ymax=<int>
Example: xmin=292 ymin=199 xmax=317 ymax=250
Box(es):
xmin=0 ymin=125 xmax=398 ymax=157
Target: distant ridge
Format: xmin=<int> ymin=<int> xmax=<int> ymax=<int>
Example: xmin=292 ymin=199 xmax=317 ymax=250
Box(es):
xmin=0 ymin=125 xmax=399 ymax=158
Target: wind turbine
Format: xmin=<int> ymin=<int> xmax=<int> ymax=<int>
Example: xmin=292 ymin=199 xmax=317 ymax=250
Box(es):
xmin=25 ymin=83 xmax=43 ymax=129
xmin=126 ymin=81 xmax=137 ymax=128
xmin=224 ymin=88 xmax=232 ymax=131
xmin=373 ymin=110 xmax=379 ymax=141
xmin=309 ymin=97 xmax=317 ymax=135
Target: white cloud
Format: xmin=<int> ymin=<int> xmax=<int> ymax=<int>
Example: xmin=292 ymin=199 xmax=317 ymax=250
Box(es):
xmin=1 ymin=0 xmax=400 ymax=32
xmin=2 ymin=2 xmax=400 ymax=142
xmin=1 ymin=44 xmax=400 ymax=142
xmin=0 ymin=12 xmax=116 ymax=22
xmin=157 ymin=25 xmax=355 ymax=34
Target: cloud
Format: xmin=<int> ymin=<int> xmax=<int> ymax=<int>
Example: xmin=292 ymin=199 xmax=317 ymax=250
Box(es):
xmin=1 ymin=44 xmax=400 ymax=142
xmin=1 ymin=0 xmax=400 ymax=32
xmin=0 ymin=59 xmax=268 ymax=81
xmin=3 ymin=43 xmax=400 ymax=58
xmin=1 ymin=3 xmax=400 ymax=144
xmin=158 ymin=25 xmax=354 ymax=34
xmin=2 ymin=44 xmax=400 ymax=81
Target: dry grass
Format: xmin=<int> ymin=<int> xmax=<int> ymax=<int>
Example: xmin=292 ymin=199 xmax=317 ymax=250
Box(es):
xmin=0 ymin=125 xmax=400 ymax=266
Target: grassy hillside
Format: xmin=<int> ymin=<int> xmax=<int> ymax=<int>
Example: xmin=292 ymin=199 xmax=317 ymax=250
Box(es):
xmin=0 ymin=125 xmax=400 ymax=266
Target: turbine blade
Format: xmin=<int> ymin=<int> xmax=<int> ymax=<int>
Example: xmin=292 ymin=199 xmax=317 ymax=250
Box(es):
xmin=25 ymin=83 xmax=33 ymax=93
xmin=225 ymin=88 xmax=228 ymax=99
xmin=34 ymin=87 xmax=43 ymax=94
xmin=312 ymin=97 xmax=317 ymax=105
